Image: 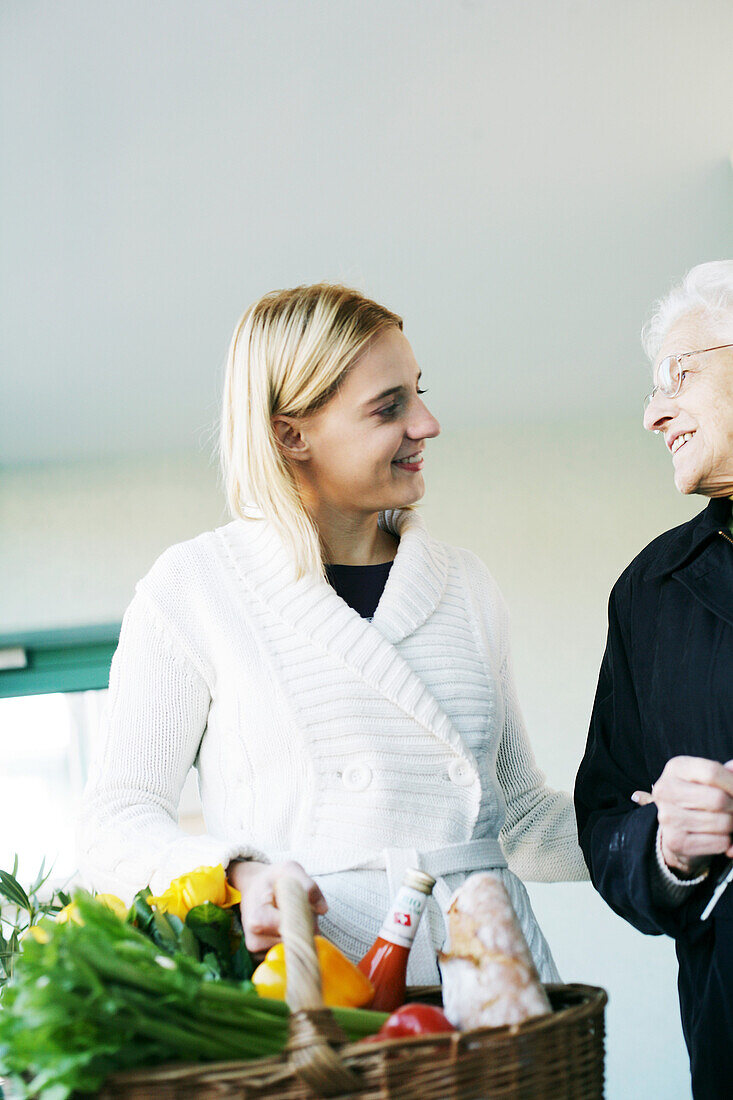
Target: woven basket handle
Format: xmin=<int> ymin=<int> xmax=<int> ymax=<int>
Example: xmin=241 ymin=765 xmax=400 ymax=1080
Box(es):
xmin=274 ymin=875 xmax=363 ymax=1096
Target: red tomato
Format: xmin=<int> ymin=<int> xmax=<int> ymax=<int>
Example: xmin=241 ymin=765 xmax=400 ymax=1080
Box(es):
xmin=378 ymin=1003 xmax=456 ymax=1038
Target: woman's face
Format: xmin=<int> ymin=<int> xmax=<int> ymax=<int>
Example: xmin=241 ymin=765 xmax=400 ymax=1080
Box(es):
xmin=643 ymin=312 xmax=733 ymax=497
xmin=283 ymin=326 xmax=441 ymax=516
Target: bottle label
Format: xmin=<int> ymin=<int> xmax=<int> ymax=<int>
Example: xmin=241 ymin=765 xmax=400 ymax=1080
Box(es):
xmin=377 ymin=884 xmax=429 ymax=949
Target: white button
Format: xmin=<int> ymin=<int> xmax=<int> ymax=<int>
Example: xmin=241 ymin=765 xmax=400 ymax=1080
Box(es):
xmin=448 ymin=759 xmax=474 ymax=787
xmin=342 ymin=763 xmax=372 ymax=792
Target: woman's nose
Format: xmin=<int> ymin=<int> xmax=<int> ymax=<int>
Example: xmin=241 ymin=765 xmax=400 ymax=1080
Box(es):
xmin=409 ymin=399 xmax=441 ymax=439
xmin=643 ymin=391 xmax=675 ymax=434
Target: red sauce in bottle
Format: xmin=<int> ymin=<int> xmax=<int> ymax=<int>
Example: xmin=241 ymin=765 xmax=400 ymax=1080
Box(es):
xmin=358 ymin=868 xmax=436 ymax=1012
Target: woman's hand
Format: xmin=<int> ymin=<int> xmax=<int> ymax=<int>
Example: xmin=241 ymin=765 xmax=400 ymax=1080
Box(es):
xmin=227 ymin=859 xmax=328 ymax=954
xmin=632 ymin=756 xmax=733 ymax=877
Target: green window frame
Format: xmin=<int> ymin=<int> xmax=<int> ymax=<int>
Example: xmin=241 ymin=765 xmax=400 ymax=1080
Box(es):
xmin=0 ymin=624 xmax=121 ymax=698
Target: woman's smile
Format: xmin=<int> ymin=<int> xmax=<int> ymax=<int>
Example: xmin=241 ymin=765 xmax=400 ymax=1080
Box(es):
xmin=392 ymin=449 xmax=424 ymax=472
xmin=668 ymin=431 xmax=696 ymax=456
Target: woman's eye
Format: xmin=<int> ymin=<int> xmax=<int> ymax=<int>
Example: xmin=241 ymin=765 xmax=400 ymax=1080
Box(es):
xmin=376 ymin=387 xmax=426 ymax=419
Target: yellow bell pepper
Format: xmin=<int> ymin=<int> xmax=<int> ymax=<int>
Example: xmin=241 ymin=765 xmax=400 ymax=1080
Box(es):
xmin=252 ymin=935 xmax=373 ymax=1008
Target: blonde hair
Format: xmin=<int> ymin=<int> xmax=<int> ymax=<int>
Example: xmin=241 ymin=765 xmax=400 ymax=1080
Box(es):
xmin=220 ymin=283 xmax=403 ymax=578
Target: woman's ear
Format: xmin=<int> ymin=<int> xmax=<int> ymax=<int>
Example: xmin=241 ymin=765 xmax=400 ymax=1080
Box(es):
xmin=272 ymin=415 xmax=310 ymax=462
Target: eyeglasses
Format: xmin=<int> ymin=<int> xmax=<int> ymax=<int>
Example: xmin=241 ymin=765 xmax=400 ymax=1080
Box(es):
xmin=644 ymin=344 xmax=733 ymax=410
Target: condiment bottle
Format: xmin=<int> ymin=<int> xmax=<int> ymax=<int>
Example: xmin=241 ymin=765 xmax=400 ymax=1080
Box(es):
xmin=357 ymin=868 xmax=436 ymax=1012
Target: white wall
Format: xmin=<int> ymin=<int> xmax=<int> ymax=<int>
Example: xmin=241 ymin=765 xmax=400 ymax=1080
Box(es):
xmin=0 ymin=451 xmax=227 ymax=633
xmin=0 ymin=425 xmax=700 ymax=1098
xmin=2 ymin=0 xmax=732 ymax=465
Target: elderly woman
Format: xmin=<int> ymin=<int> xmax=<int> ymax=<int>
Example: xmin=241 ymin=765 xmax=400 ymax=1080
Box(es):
xmin=575 ymin=260 xmax=733 ymax=1100
xmin=80 ymin=282 xmax=587 ymax=989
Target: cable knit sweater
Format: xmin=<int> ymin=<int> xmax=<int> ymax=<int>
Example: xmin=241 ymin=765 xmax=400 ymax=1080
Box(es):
xmin=78 ymin=508 xmax=588 ymax=983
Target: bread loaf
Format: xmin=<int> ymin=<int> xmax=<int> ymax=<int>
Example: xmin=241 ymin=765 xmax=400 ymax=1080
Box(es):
xmin=439 ymin=872 xmax=552 ymax=1029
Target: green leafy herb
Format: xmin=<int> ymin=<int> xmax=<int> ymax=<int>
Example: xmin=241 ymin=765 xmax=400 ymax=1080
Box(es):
xmin=0 ymin=857 xmax=69 ymax=992
xmin=0 ymin=893 xmax=386 ymax=1099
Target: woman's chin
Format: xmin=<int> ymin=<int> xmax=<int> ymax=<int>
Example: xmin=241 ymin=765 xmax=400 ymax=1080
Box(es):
xmin=670 ymin=445 xmax=701 ymax=495
xmin=673 ymin=466 xmax=700 ymax=495
xmin=376 ymin=487 xmax=425 ymax=513
xmin=400 ymin=478 xmax=426 ymax=506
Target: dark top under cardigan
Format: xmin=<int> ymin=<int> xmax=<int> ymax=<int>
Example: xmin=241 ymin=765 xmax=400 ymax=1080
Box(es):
xmin=325 ymin=561 xmax=393 ymax=621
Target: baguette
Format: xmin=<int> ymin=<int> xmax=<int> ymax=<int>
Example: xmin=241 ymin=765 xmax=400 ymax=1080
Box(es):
xmin=439 ymin=872 xmax=552 ymax=1029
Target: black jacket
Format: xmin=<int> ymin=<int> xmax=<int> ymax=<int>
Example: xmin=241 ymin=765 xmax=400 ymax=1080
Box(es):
xmin=575 ymin=495 xmax=733 ymax=1100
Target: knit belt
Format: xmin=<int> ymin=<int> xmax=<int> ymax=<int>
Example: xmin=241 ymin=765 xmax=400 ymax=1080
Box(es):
xmin=377 ymin=838 xmax=507 ymax=897
xmin=267 ymin=837 xmax=507 ymax=884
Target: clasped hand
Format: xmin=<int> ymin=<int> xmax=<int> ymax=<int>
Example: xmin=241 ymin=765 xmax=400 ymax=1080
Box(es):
xmin=633 ymin=756 xmax=733 ymax=877
xmin=227 ymin=859 xmax=328 ymax=954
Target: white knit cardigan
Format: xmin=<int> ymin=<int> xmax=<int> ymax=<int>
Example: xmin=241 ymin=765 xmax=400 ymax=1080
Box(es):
xmin=78 ymin=508 xmax=588 ymax=983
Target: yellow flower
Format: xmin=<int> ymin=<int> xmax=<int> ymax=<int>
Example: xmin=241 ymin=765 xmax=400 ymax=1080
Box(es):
xmin=94 ymin=893 xmax=128 ymax=920
xmin=22 ymin=924 xmax=50 ymax=944
xmin=147 ymin=865 xmax=242 ymax=921
xmin=22 ymin=894 xmax=126 ymax=943
xmin=56 ymin=902 xmax=83 ymax=925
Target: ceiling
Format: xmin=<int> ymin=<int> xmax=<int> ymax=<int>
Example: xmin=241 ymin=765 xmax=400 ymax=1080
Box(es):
xmin=1 ymin=0 xmax=732 ymax=466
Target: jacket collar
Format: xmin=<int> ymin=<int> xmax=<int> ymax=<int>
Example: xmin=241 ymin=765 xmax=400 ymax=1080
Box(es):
xmin=371 ymin=509 xmax=448 ymax=642
xmin=218 ymin=509 xmax=477 ymax=770
xmin=649 ymin=496 xmax=733 ymax=580
xmin=222 ymin=507 xmax=448 ymax=642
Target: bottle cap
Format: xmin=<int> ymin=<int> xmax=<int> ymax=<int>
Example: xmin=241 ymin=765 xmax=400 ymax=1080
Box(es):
xmin=404 ymin=868 xmax=436 ymax=895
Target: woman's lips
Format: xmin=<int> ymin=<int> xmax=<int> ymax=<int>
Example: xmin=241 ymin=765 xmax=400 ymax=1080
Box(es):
xmin=669 ymin=431 xmax=696 ymax=455
xmin=392 ymin=451 xmax=424 ymax=472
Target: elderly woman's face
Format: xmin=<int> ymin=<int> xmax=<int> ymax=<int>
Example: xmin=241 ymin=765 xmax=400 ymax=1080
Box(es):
xmin=643 ymin=312 xmax=733 ymax=497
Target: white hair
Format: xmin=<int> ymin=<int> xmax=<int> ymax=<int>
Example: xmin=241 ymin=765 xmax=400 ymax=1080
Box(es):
xmin=642 ymin=260 xmax=733 ymax=361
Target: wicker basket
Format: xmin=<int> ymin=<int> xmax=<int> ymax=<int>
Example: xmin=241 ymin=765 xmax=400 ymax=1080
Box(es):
xmin=95 ymin=876 xmax=608 ymax=1100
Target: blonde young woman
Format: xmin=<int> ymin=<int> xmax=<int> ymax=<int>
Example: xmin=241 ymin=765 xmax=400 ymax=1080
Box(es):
xmin=79 ymin=284 xmax=587 ymax=983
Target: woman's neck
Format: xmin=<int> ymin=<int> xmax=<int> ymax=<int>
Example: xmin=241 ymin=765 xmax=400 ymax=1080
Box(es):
xmin=309 ymin=503 xmax=399 ymax=566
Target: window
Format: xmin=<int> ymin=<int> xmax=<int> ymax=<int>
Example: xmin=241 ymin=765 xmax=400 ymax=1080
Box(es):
xmin=0 ymin=692 xmax=102 ymax=880
xmin=0 ymin=624 xmax=120 ymax=699
xmin=0 ymin=627 xmax=204 ymax=886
